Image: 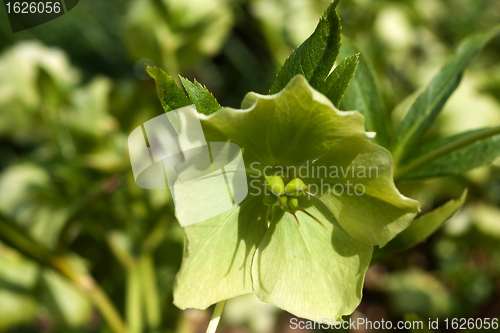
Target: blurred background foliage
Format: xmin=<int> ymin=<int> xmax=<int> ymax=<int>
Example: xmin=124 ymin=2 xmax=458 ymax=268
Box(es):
xmin=0 ymin=0 xmax=499 ymax=332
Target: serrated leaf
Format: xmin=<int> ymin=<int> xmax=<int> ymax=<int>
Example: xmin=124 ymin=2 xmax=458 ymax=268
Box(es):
xmin=179 ymin=76 xmax=221 ymax=115
xmin=146 ymin=66 xmax=191 ymax=113
xmin=323 ymin=54 xmax=359 ymax=108
xmin=391 ymin=26 xmax=500 ymax=164
xmin=372 ymin=190 xmax=467 ymax=263
xmin=338 ymin=39 xmax=390 ymax=148
xmin=396 ymin=126 xmax=500 ymax=180
xmin=269 ymin=0 xmax=341 ymax=94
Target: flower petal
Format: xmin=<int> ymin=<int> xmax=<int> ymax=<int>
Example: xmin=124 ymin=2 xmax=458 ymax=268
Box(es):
xmin=252 ymin=202 xmax=372 ymax=322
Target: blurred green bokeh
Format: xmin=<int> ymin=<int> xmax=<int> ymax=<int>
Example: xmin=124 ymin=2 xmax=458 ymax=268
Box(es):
xmin=0 ymin=0 xmax=499 ymax=332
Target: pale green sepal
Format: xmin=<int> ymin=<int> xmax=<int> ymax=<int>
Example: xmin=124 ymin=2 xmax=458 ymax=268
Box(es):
xmin=252 ymin=201 xmax=372 ymax=323
xmin=199 ymin=75 xmax=370 ymax=169
xmin=308 ymin=136 xmax=420 ymax=247
xmin=173 ymin=195 xmax=268 ymax=309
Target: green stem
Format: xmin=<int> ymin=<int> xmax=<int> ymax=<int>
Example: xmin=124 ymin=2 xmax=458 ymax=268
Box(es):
xmin=205 ymin=301 xmax=227 ymax=333
xmin=394 ymin=126 xmax=500 ymax=180
xmin=140 ymin=255 xmax=161 ymax=332
xmin=126 ymin=264 xmax=143 ymax=333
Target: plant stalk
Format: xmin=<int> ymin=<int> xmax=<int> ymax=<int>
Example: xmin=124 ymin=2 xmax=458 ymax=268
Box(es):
xmin=206 ymin=300 xmax=226 ymax=333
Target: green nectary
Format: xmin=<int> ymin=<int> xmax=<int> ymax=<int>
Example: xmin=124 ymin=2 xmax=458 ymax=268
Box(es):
xmin=285 ymin=178 xmax=308 ymax=197
xmin=263 ymin=177 xmax=307 ymax=216
xmin=263 ymin=176 xmax=323 ymax=229
xmin=264 ymin=174 xmax=285 ymax=196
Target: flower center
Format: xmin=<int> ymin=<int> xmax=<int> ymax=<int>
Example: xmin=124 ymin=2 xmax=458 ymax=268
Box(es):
xmin=263 ymin=176 xmax=308 ymax=214
xmin=263 ymin=175 xmax=324 ymax=227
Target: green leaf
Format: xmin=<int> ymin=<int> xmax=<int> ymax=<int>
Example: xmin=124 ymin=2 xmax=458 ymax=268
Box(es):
xmin=338 ymin=39 xmax=390 ymax=148
xmin=396 ymin=126 xmax=500 ymax=179
xmin=252 ymin=202 xmax=372 ymax=322
xmin=179 ymin=76 xmax=221 ymax=115
xmin=323 ymin=54 xmax=359 ymax=108
xmin=173 ymin=195 xmax=269 ymax=309
xmin=391 ymin=26 xmax=500 ymax=164
xmin=269 ymin=0 xmax=341 ymax=94
xmin=308 ymin=136 xmax=420 ymax=247
xmin=372 ymin=190 xmax=467 ymax=262
xmin=146 ymin=65 xmax=191 ymax=113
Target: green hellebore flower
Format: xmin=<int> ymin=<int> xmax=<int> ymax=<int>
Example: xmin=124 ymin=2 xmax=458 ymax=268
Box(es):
xmin=173 ymin=75 xmax=420 ymax=322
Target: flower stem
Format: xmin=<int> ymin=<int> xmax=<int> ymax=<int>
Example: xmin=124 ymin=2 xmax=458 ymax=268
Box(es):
xmin=205 ymin=301 xmax=226 ymax=333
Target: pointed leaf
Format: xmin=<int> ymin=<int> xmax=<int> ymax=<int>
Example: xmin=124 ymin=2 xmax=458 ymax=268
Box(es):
xmin=323 ymin=54 xmax=359 ymax=108
xmin=391 ymin=26 xmax=500 ymax=163
xmin=372 ymin=190 xmax=467 ymax=262
xmin=179 ymin=76 xmax=221 ymax=115
xmin=146 ymin=66 xmax=191 ymax=112
xmin=269 ymin=0 xmax=341 ymax=94
xmin=252 ymin=202 xmax=372 ymax=322
xmin=338 ymin=39 xmax=390 ymax=147
xmin=397 ymin=126 xmax=500 ymax=180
